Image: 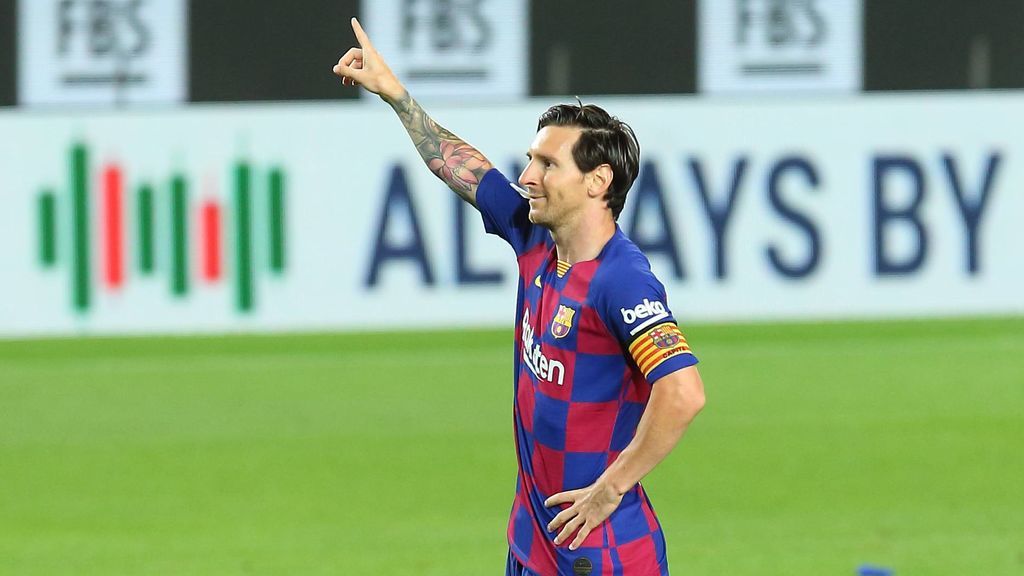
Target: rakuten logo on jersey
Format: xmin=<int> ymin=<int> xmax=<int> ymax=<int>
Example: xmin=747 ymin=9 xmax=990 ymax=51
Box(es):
xmin=521 ymin=309 xmax=565 ymax=386
xmin=620 ymin=299 xmax=667 ymax=324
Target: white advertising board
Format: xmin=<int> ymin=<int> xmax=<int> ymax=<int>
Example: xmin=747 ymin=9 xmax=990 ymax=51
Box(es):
xmin=0 ymin=93 xmax=1022 ymax=337
xmin=361 ymin=0 xmax=527 ymax=100
xmin=18 ymin=0 xmax=188 ymax=106
xmin=699 ymin=0 xmax=862 ymax=94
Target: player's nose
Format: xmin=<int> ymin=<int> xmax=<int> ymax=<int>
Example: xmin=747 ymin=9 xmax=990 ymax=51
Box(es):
xmin=518 ymin=163 xmax=540 ymax=192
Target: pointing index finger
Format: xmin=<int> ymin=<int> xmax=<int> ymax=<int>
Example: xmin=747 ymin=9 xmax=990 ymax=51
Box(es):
xmin=351 ymin=17 xmax=374 ymax=51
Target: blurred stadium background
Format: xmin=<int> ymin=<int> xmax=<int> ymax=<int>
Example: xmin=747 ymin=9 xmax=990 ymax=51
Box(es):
xmin=0 ymin=1 xmax=1022 ymax=575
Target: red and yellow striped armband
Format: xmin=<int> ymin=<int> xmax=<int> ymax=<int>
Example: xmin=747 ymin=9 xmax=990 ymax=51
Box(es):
xmin=627 ymin=322 xmax=692 ymax=378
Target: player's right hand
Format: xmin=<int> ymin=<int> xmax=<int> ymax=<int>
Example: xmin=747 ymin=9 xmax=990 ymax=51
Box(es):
xmin=332 ymin=17 xmax=404 ymax=102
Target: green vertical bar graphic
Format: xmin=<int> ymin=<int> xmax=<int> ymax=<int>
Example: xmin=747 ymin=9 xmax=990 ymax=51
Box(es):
xmin=268 ymin=168 xmax=285 ymax=273
xmin=171 ymin=175 xmax=188 ymax=296
xmin=138 ymin=184 xmax=155 ymax=273
xmin=71 ymin=144 xmax=90 ymax=312
xmin=235 ymin=162 xmax=253 ymax=311
xmin=38 ymin=191 xmax=57 ymax=266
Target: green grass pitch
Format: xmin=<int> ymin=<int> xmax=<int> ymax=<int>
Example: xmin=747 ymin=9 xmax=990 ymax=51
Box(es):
xmin=1 ymin=317 xmax=1022 ymax=575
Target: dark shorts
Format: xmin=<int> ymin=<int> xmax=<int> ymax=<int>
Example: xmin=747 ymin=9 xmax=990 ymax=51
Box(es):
xmin=506 ymin=549 xmax=540 ymax=576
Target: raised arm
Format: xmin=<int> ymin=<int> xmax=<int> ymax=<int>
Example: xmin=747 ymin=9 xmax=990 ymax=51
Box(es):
xmin=332 ymin=18 xmax=493 ymax=206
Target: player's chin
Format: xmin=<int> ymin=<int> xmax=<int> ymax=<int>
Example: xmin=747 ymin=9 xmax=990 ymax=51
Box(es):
xmin=527 ymin=207 xmax=546 ymax=225
xmin=527 ymin=198 xmax=547 ymax=221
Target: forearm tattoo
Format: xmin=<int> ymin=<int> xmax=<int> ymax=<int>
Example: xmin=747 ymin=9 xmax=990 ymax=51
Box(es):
xmin=390 ymin=92 xmax=492 ymax=202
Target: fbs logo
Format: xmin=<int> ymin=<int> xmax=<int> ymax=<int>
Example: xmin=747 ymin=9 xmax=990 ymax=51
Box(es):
xmin=620 ymin=298 xmax=667 ymax=324
xmin=35 ymin=142 xmax=288 ymax=314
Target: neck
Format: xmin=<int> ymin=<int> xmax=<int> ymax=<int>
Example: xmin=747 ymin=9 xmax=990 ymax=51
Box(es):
xmin=550 ymin=212 xmax=616 ymax=264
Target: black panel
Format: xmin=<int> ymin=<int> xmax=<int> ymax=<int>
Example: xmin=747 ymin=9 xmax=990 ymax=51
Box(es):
xmin=530 ymin=1 xmax=696 ymax=96
xmin=189 ymin=0 xmax=361 ymax=102
xmin=7 ymin=1 xmax=1024 ymax=107
xmin=865 ymin=0 xmax=1024 ymax=91
xmin=983 ymin=1 xmax=1024 ymax=88
xmin=0 ymin=0 xmax=15 ymax=106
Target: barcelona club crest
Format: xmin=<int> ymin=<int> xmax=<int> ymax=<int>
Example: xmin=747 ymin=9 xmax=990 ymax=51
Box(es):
xmin=649 ymin=326 xmax=681 ymax=349
xmin=551 ymin=305 xmax=576 ymax=339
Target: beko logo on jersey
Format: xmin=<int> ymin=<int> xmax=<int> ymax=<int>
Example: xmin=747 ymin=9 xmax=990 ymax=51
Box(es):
xmin=621 ymin=299 xmax=667 ymax=324
xmin=521 ymin=309 xmax=566 ymax=386
xmin=622 ymin=298 xmax=670 ymax=336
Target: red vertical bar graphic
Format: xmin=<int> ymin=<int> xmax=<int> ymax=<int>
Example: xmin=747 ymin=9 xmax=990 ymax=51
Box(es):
xmin=201 ymin=201 xmax=222 ymax=282
xmin=103 ymin=164 xmax=124 ymax=289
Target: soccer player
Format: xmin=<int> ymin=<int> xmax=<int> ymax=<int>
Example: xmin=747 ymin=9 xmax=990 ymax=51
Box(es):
xmin=333 ymin=18 xmax=705 ymax=576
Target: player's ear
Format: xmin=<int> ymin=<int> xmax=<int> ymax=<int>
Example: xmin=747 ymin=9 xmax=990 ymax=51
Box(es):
xmin=587 ymin=164 xmax=613 ymax=199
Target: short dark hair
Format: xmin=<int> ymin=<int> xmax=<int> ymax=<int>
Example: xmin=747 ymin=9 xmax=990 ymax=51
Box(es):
xmin=536 ymin=102 xmax=640 ymax=219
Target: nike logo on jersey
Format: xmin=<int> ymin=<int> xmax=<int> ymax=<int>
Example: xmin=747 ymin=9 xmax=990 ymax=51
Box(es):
xmin=534 ymin=275 xmax=541 ymax=288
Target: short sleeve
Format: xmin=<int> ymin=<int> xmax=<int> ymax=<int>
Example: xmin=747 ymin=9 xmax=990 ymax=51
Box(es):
xmin=475 ymin=168 xmax=543 ymax=256
xmin=596 ymin=263 xmax=698 ymax=384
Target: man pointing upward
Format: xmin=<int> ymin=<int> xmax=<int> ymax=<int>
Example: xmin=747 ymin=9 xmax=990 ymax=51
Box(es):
xmin=334 ymin=18 xmax=706 ymax=576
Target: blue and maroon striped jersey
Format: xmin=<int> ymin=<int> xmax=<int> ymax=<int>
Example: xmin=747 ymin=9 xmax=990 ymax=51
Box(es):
xmin=477 ymin=168 xmax=699 ymax=575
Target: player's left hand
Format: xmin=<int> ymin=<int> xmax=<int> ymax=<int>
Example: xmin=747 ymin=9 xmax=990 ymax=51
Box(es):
xmin=544 ymin=480 xmax=624 ymax=550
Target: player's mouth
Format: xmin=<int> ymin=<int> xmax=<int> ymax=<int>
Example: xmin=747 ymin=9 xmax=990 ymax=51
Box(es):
xmin=512 ymin=183 xmax=544 ymax=200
